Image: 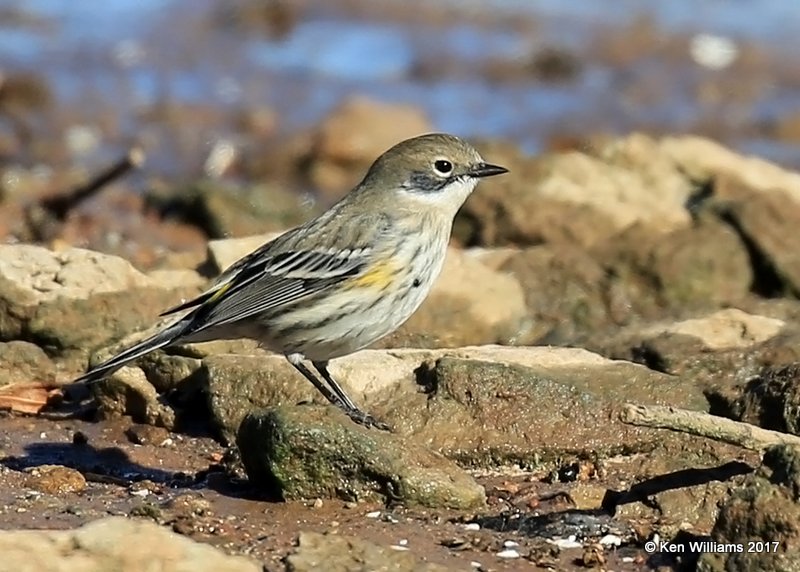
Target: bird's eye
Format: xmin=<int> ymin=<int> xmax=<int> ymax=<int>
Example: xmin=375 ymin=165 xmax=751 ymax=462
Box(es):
xmin=433 ymin=159 xmax=453 ymax=176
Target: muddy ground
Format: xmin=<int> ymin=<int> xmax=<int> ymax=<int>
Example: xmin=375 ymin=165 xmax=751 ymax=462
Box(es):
xmin=2 ymin=412 xmax=751 ymax=571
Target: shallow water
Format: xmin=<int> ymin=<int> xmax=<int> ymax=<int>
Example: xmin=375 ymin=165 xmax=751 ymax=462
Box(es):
xmin=2 ymin=0 xmax=800 ymax=174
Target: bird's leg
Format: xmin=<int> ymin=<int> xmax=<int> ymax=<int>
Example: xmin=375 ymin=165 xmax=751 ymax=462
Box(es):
xmin=312 ymin=360 xmax=390 ymax=431
xmin=286 ymin=355 xmax=339 ymax=405
xmin=285 ymin=354 xmax=389 ymax=430
xmin=308 ymin=361 xmax=358 ymax=410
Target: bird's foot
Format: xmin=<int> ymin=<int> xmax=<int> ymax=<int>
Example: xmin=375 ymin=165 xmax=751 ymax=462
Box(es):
xmin=340 ymin=405 xmax=391 ymax=431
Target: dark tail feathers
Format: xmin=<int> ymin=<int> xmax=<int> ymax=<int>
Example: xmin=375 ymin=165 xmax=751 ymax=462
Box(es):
xmin=73 ymin=319 xmax=187 ymax=385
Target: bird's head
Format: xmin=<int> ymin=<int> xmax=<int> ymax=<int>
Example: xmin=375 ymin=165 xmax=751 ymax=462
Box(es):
xmin=357 ymin=133 xmax=508 ymax=218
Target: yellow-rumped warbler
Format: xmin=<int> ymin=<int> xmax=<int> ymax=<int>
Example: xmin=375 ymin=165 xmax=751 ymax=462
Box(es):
xmin=74 ymin=133 xmax=508 ymax=429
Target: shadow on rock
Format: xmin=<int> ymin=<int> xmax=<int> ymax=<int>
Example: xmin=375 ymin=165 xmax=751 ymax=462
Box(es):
xmin=602 ymin=460 xmax=754 ymax=516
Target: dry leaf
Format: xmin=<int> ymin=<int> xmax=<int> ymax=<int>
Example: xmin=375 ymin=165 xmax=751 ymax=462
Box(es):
xmin=0 ymin=382 xmax=54 ymax=414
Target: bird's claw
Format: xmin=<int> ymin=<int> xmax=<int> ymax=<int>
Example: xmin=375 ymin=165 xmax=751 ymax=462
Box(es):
xmin=342 ymin=405 xmax=391 ymax=431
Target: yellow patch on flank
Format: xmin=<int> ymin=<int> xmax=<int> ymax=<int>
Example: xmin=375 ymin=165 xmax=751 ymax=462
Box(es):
xmin=351 ymin=259 xmax=398 ymax=289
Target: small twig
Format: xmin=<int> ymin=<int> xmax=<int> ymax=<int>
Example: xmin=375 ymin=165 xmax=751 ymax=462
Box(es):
xmin=24 ymin=147 xmax=145 ymax=242
xmin=40 ymin=146 xmax=145 ymax=220
xmin=83 ymin=472 xmax=132 ymax=487
xmin=620 ymin=403 xmax=800 ymax=451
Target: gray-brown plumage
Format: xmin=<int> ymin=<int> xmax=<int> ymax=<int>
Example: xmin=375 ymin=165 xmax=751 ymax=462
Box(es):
xmin=73 ymin=133 xmax=508 ymax=429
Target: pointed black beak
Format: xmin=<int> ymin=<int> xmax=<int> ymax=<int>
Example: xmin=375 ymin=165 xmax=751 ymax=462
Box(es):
xmin=468 ymin=162 xmax=508 ymax=178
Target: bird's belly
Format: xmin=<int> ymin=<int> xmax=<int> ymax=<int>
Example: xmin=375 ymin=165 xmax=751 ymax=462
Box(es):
xmin=278 ymin=278 xmax=433 ymax=360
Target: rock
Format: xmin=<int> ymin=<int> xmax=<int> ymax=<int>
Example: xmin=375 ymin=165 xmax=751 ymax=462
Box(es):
xmin=494 ymin=214 xmax=751 ymax=345
xmin=458 ymin=133 xmax=694 ymax=248
xmin=308 ymin=96 xmax=433 ymax=200
xmin=202 ymin=345 xmax=709 ymax=466
xmin=92 ymin=364 xmax=176 ymax=429
xmin=697 ymin=445 xmax=800 ymax=572
xmin=737 ymin=363 xmax=800 ymax=435
xmin=597 ymin=215 xmax=752 ymax=320
xmin=661 ymin=135 xmax=800 ymax=205
xmin=125 ymin=424 xmax=171 ymax=446
xmin=205 ymin=346 xmax=589 ymax=443
xmin=24 ymin=465 xmax=86 ymax=495
xmin=287 ymin=531 xmax=452 ymax=572
xmin=499 ymin=245 xmax=610 ymax=343
xmin=0 ymin=516 xmax=260 ymax=572
xmin=588 ymin=307 xmax=790 ymax=404
xmin=236 ymin=405 xmax=486 ymax=509
xmin=0 ymin=244 xmax=204 ymax=369
xmin=203 ymin=353 xmax=315 ymax=443
xmin=639 ymin=309 xmax=785 ymax=351
xmin=88 ymin=327 xmax=266 ymax=429
xmin=606 ymin=447 xmax=753 ymax=537
xmin=0 ymin=341 xmax=55 ymax=388
xmin=712 ymin=177 xmax=800 ymax=297
xmin=395 ymin=356 xmax=707 ymax=463
xmin=462 ymin=183 xmax=753 ymax=345
xmin=463 ymin=246 xmax=519 ymax=270
xmin=146 ymin=180 xmax=316 ymax=239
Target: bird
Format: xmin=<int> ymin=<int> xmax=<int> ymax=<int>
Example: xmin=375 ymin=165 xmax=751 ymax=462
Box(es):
xmin=73 ymin=133 xmax=508 ymax=430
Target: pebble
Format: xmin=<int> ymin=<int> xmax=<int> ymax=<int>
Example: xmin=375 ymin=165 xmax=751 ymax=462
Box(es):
xmin=496 ymin=549 xmax=520 ymax=559
xmin=599 ymin=533 xmax=621 ymax=546
xmin=25 ymin=465 xmax=86 ymax=495
xmin=365 ymin=510 xmax=381 ymax=519
xmin=552 ymin=535 xmax=583 ymax=549
xmin=125 ymin=424 xmax=170 ymax=446
xmin=503 ymin=540 xmax=519 ymax=548
xmin=463 ymin=523 xmax=480 ymax=531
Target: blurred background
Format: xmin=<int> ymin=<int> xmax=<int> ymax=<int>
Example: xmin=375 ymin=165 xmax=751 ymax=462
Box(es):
xmin=1 ymin=0 xmax=800 ymax=267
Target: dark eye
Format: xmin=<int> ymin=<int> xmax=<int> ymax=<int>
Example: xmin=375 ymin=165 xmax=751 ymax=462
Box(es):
xmin=434 ymin=159 xmax=453 ymax=175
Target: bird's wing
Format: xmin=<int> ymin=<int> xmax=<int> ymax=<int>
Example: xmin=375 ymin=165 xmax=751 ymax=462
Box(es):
xmin=179 ymin=247 xmax=369 ymax=334
xmin=160 ymin=239 xmax=280 ymax=318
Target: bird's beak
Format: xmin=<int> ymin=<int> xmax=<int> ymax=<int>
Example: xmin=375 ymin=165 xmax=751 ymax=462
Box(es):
xmin=468 ymin=162 xmax=509 ymax=178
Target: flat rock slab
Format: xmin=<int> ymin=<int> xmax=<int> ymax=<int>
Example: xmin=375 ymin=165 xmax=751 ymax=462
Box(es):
xmin=206 ymin=346 xmax=708 ymax=465
xmin=0 ymin=244 xmax=204 ymax=368
xmin=0 ymin=516 xmax=261 ymax=572
xmin=639 ymin=308 xmax=785 ymax=351
xmin=237 ymin=405 xmax=486 ymax=509
xmin=287 ymin=531 xmax=452 ymax=572
xmin=397 ymin=356 xmax=707 ymax=463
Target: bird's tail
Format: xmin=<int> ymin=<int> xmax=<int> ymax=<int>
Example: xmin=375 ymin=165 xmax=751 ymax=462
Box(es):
xmin=73 ymin=319 xmax=188 ymax=385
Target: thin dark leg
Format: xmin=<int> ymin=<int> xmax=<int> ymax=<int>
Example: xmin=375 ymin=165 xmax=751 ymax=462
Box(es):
xmin=312 ymin=360 xmax=389 ymax=431
xmin=310 ymin=360 xmax=358 ymax=410
xmin=288 ymin=359 xmax=339 ymax=406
